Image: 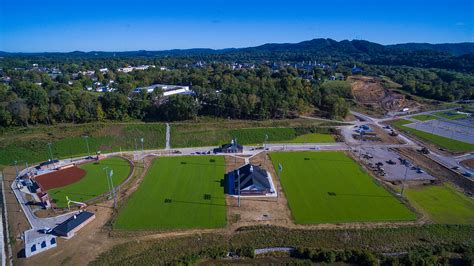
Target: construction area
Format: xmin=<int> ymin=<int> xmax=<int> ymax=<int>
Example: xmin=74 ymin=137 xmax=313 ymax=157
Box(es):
xmin=349 ymin=76 xmax=421 ymax=117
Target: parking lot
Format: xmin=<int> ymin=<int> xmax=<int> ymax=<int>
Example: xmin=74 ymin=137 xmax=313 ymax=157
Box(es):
xmin=405 ymin=118 xmax=474 ymax=144
xmin=357 ymin=146 xmax=435 ymax=181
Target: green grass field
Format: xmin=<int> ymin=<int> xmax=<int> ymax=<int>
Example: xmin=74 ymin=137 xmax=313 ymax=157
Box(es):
xmin=433 ymin=111 xmax=470 ymax=120
xmin=49 ymin=157 xmax=131 ymax=207
xmin=411 ymin=114 xmax=435 ymax=121
xmin=114 ymin=156 xmax=226 ymax=230
xmin=406 ymin=183 xmax=474 ymax=224
xmin=0 ymin=123 xmax=166 ymax=166
xmin=283 ymin=133 xmax=335 ymax=143
xmin=269 ymin=152 xmax=416 ymax=224
xmin=391 ymin=119 xmax=474 ymax=152
xmin=171 ymin=122 xmax=335 ymax=148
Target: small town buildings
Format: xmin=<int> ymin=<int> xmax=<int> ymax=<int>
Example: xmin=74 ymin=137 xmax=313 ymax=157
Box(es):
xmin=53 ymin=211 xmax=95 ymax=238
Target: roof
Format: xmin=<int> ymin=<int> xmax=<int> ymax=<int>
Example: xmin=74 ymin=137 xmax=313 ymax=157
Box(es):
xmin=233 ymin=164 xmax=271 ymax=192
xmin=53 ymin=211 xmax=94 ymax=234
xmin=221 ymin=143 xmax=243 ymax=150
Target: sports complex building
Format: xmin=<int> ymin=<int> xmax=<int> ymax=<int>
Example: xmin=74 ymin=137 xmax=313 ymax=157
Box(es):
xmin=226 ymin=164 xmax=276 ymax=196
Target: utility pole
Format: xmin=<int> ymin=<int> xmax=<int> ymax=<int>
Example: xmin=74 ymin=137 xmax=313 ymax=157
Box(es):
xmin=83 ymin=135 xmax=91 ymax=157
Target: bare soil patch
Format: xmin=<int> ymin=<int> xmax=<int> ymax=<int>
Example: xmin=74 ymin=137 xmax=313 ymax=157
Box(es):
xmin=34 ymin=167 xmax=86 ymax=190
xmin=349 ymin=76 xmax=420 ymax=115
xmin=460 ymin=158 xmax=474 ymax=171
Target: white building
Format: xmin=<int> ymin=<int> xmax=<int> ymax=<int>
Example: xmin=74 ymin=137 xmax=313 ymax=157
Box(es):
xmin=24 ymin=231 xmax=57 ymax=257
xmin=133 ymin=84 xmax=191 ymax=96
xmin=117 ymin=65 xmax=155 ymax=73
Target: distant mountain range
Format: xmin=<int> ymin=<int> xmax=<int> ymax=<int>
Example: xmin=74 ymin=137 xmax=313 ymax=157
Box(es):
xmin=1 ymin=38 xmax=473 ymax=73
xmin=1 ymin=38 xmax=473 ymax=57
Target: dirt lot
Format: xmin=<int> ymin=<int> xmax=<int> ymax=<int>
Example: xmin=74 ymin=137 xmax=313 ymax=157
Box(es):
xmin=34 ymin=167 xmax=86 ymax=190
xmin=460 ymin=158 xmax=474 ymax=171
xmin=349 ymin=76 xmax=420 ymax=116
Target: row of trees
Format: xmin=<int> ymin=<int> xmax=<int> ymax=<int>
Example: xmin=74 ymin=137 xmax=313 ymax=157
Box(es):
xmin=364 ymin=66 xmax=474 ymax=101
xmin=0 ymin=65 xmax=350 ymax=127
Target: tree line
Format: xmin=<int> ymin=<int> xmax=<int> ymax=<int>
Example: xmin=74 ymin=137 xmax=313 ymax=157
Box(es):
xmin=0 ymin=64 xmax=351 ymax=127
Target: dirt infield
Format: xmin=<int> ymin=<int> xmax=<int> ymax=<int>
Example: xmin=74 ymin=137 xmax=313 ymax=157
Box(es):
xmin=35 ymin=166 xmax=87 ymax=190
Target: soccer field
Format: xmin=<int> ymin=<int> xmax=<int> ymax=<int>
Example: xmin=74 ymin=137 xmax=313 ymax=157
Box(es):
xmin=114 ymin=156 xmax=227 ymax=230
xmin=406 ymin=183 xmax=474 ymax=224
xmin=49 ymin=157 xmax=131 ymax=208
xmin=269 ymin=152 xmax=416 ymax=224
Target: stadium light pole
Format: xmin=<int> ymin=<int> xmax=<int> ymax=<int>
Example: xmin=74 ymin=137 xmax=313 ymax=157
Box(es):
xmin=83 ymin=135 xmax=91 ymax=157
xmin=277 ymin=163 xmax=283 ymax=200
xmin=13 ymin=160 xmax=19 ymax=178
xmin=140 ymin=137 xmax=145 ymax=164
xmin=400 ymin=164 xmax=409 ymax=196
xmin=109 ymin=169 xmax=116 ymax=209
xmin=103 ymin=167 xmax=112 ymax=198
xmin=237 ymin=169 xmax=241 ymax=207
xmin=47 ymin=142 xmax=56 ymax=168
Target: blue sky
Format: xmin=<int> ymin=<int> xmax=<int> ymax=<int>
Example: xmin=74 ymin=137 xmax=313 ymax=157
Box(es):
xmin=0 ymin=0 xmax=473 ymax=52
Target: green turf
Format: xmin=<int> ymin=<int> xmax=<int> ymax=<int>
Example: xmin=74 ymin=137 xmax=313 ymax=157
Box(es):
xmin=433 ymin=111 xmax=470 ymax=120
xmin=406 ymin=183 xmax=474 ymax=224
xmin=0 ymin=123 xmax=166 ymax=166
xmin=286 ymin=133 xmax=335 ymax=143
xmin=171 ymin=124 xmax=334 ymax=148
xmin=114 ymin=156 xmax=226 ymax=230
xmin=411 ymin=114 xmax=435 ymax=121
xmin=391 ymin=119 xmax=474 ymax=152
xmin=269 ymin=152 xmax=416 ymax=224
xmin=48 ymin=157 xmax=131 ymax=207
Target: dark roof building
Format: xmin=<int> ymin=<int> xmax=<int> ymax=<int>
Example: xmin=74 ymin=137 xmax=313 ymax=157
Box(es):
xmin=227 ymin=164 xmax=272 ymax=196
xmin=214 ymin=143 xmax=243 ymax=154
xmin=53 ymin=211 xmax=95 ymax=238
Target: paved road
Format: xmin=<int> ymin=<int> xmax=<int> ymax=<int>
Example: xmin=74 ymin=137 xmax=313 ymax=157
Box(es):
xmin=351 ymin=109 xmax=474 ymax=179
xmin=165 ymin=123 xmax=171 ymax=150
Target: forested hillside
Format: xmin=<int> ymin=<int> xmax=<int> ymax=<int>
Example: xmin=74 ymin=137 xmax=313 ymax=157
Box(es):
xmin=0 ymin=38 xmax=473 ymax=128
